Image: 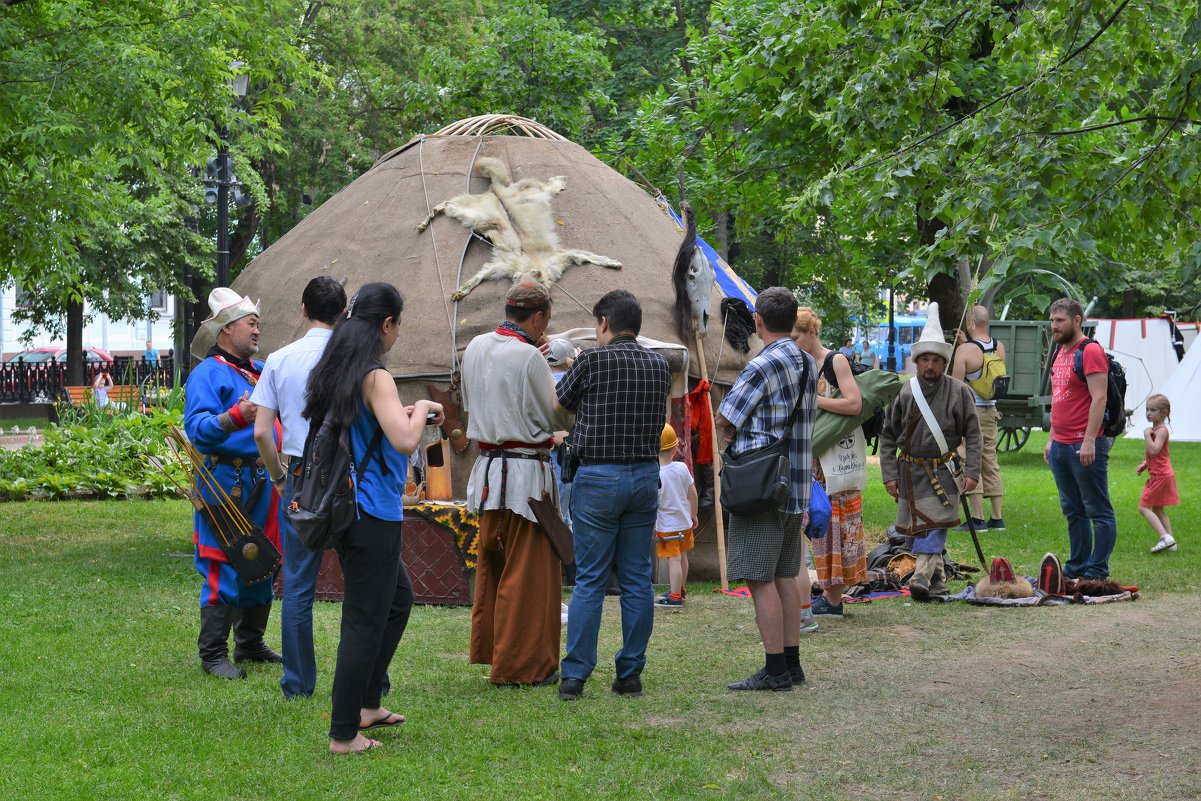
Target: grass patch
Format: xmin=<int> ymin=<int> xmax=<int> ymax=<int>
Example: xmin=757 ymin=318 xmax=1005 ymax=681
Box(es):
xmin=0 ymin=433 xmax=1198 ymax=800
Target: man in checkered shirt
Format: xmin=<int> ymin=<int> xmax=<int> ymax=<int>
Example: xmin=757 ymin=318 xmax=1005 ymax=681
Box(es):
xmin=554 ymin=290 xmax=671 ymax=701
xmin=716 ymin=287 xmax=817 ymax=692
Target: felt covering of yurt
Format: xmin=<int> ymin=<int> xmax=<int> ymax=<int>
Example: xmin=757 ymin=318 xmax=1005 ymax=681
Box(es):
xmin=234 ymin=116 xmax=753 ymax=384
xmin=232 ymin=115 xmax=757 ymax=502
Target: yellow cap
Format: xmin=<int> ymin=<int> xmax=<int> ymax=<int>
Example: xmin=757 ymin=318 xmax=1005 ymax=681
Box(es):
xmin=660 ymin=424 xmax=679 ymax=452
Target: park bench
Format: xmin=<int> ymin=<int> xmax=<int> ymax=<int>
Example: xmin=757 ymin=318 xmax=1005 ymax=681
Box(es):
xmin=61 ymin=385 xmax=143 ymax=411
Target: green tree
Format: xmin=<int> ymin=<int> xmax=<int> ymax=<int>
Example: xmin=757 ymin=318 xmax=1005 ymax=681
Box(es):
xmin=1 ymin=0 xmax=317 ymax=377
xmin=668 ymin=0 xmax=1201 ymax=325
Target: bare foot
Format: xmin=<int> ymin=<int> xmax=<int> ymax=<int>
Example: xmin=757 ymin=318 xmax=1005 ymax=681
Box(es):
xmin=329 ymin=734 xmax=381 ymax=754
xmin=359 ymin=707 xmax=406 ymax=731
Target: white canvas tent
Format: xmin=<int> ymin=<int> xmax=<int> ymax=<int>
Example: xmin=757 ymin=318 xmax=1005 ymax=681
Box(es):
xmin=1135 ymin=334 xmax=1201 ymax=441
xmin=1087 ymin=319 xmax=1183 ymax=435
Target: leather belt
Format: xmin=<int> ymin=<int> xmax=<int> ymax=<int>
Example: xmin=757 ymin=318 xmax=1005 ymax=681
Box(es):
xmin=204 ymin=454 xmax=264 ymax=469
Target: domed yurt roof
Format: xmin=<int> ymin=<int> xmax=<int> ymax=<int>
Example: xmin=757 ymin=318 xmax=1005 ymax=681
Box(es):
xmin=233 ymin=114 xmax=755 ymax=384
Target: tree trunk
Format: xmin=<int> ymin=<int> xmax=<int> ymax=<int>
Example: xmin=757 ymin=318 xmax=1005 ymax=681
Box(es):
xmin=713 ymin=210 xmax=729 ymax=261
xmin=65 ymin=296 xmax=84 ymax=386
xmin=927 ymin=272 xmax=964 ymax=336
xmin=1122 ymin=288 xmax=1135 ymax=318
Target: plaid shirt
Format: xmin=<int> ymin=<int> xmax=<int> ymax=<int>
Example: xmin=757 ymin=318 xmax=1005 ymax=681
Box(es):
xmin=556 ymin=337 xmax=671 ymax=463
xmin=718 ymin=337 xmax=817 ymax=515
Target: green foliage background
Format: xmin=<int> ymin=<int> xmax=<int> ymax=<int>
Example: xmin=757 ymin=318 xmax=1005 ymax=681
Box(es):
xmin=3 ymin=0 xmax=1200 ymax=335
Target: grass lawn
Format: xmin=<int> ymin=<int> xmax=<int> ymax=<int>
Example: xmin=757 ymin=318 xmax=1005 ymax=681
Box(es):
xmin=0 ymin=432 xmax=1197 ymax=800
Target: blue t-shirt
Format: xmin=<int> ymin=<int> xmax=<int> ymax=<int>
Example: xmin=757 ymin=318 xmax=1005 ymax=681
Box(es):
xmin=351 ymin=401 xmax=409 ymax=522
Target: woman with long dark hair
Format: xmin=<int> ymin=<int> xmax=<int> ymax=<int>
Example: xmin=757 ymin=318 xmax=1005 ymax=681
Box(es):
xmin=304 ymin=282 xmax=443 ymax=754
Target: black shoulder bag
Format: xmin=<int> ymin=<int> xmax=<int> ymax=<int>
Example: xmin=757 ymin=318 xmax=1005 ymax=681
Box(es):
xmin=719 ymin=356 xmax=809 ymax=516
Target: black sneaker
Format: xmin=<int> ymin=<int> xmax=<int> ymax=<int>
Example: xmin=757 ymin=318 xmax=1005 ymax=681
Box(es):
xmin=789 ymin=665 xmax=806 ymax=685
xmin=558 ymin=678 xmax=584 ymax=701
xmin=727 ymin=668 xmax=793 ymax=692
xmin=953 ymin=517 xmax=986 ymax=532
xmin=611 ymin=676 xmax=643 ymax=696
xmin=987 ymin=517 xmax=1006 ymax=531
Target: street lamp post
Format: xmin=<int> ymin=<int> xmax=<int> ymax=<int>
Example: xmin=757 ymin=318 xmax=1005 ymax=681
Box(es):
xmin=210 ymin=61 xmax=249 ymax=289
xmin=886 ymin=284 xmax=897 ymax=372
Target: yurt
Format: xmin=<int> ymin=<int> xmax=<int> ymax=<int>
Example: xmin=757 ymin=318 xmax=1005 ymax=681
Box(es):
xmin=232 ymin=115 xmax=759 ymax=596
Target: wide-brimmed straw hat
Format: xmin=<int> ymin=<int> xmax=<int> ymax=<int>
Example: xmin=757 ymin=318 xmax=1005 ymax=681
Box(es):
xmin=910 ymin=302 xmax=952 ymax=362
xmin=190 ymin=287 xmax=261 ymax=359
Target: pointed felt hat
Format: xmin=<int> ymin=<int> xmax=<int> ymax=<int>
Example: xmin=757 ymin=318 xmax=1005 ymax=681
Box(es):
xmin=909 ymin=302 xmax=953 ymax=362
xmin=190 ymin=287 xmax=261 ymax=359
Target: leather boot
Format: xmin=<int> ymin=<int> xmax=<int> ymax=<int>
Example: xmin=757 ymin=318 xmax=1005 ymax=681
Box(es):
xmin=908 ymin=554 xmax=937 ymax=602
xmin=929 ymin=558 xmax=950 ymax=598
xmin=199 ymin=605 xmax=247 ymax=679
xmin=233 ymin=604 xmax=283 ymax=664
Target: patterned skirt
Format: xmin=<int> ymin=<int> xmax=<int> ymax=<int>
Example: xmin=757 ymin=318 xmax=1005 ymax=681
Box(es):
xmin=811 ymin=463 xmax=868 ymax=587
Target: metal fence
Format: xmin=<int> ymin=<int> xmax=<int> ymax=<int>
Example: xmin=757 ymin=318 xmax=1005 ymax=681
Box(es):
xmin=0 ymin=357 xmax=178 ymax=405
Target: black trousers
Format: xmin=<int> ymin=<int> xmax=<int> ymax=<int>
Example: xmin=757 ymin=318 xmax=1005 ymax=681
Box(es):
xmin=329 ymin=512 xmax=414 ymax=741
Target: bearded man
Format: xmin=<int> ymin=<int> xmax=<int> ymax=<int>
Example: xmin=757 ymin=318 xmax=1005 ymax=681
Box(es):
xmin=185 ymin=288 xmax=282 ymax=679
xmin=879 ymin=303 xmax=981 ymax=601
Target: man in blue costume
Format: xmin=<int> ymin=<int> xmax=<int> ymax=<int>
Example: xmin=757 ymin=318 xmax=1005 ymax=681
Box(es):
xmin=186 ymin=287 xmax=282 ymax=679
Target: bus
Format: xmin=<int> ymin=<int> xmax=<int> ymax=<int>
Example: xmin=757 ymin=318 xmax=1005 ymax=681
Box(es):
xmin=860 ymin=314 xmax=926 ymax=373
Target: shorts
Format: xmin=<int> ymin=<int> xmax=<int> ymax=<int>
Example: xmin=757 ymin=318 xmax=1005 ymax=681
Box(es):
xmin=654 ymin=528 xmax=694 ymax=558
xmin=726 ymin=509 xmax=804 ymax=582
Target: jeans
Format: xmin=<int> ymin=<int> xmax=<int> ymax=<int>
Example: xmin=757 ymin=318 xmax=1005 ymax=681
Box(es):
xmin=279 ymin=471 xmax=324 ymax=699
xmin=562 ymin=462 xmax=659 ymax=682
xmin=1048 ymin=437 xmax=1116 ymax=578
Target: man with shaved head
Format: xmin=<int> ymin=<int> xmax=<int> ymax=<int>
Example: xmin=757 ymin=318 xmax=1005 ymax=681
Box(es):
xmin=952 ymin=305 xmax=1007 ymax=531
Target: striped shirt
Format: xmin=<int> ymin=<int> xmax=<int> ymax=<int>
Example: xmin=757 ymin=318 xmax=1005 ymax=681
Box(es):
xmin=718 ymin=337 xmax=817 ymax=515
xmin=556 ymin=337 xmax=671 ymax=463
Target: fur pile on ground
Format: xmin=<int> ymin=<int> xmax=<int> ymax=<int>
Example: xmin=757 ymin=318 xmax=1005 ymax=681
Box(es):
xmin=1065 ymin=577 xmax=1127 ymax=600
xmin=974 ymin=575 xmax=1035 ymax=599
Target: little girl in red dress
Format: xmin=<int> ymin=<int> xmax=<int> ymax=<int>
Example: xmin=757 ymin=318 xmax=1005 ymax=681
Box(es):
xmin=1136 ymin=394 xmax=1179 ymax=553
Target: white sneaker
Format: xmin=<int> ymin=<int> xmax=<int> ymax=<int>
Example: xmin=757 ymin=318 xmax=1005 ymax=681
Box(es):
xmin=561 ymin=603 xmax=570 ymax=624
xmin=800 ymin=614 xmax=819 ymax=634
xmin=1151 ymin=536 xmax=1178 ymax=554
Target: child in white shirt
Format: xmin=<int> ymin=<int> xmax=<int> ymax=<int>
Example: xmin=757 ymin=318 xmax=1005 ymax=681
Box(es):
xmin=654 ymin=425 xmax=698 ymax=608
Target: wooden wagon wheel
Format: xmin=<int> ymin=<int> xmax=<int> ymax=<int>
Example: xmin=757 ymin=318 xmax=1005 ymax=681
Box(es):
xmin=998 ymin=426 xmax=1031 ymax=452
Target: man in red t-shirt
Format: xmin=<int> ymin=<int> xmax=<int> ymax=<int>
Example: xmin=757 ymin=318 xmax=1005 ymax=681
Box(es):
xmin=1045 ymin=298 xmax=1117 ymax=578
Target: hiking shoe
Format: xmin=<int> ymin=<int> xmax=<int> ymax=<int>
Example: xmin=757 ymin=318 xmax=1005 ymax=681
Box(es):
xmin=728 ymin=668 xmax=793 ymax=692
xmin=954 ymin=517 xmax=986 ymax=532
xmin=987 ymin=517 xmax=1006 ymax=531
xmin=654 ymin=594 xmax=683 ymax=608
xmin=1151 ymin=536 xmax=1178 ymax=554
xmin=799 ymin=614 xmax=819 ymax=635
xmin=788 ymin=665 xmax=806 ymax=685
xmin=611 ymin=676 xmax=643 ymax=697
xmin=811 ymin=596 xmax=844 ymax=619
xmin=558 ymin=678 xmax=584 ymax=701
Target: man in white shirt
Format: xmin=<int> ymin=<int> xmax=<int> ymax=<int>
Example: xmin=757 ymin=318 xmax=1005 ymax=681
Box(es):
xmin=252 ymin=276 xmax=346 ymax=699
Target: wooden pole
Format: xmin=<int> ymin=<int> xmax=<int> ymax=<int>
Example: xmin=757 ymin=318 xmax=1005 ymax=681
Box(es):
xmin=695 ymin=335 xmax=728 ymax=591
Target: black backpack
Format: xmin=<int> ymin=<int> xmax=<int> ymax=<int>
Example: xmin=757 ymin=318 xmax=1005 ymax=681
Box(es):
xmin=821 ymin=351 xmax=885 ymax=443
xmin=284 ymin=418 xmax=384 ymax=552
xmin=1072 ymin=338 xmax=1129 ymax=438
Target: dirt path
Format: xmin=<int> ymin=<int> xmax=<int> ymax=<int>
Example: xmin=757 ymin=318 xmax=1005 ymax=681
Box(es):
xmin=686 ymin=593 xmax=1201 ymax=800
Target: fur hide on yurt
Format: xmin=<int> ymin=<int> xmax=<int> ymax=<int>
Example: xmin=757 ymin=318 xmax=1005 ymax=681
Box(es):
xmin=232 ymin=115 xmax=756 ymax=508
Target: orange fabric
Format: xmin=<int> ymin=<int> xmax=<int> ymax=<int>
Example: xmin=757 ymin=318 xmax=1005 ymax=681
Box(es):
xmin=686 ymin=379 xmax=713 ymax=464
xmin=655 ymin=528 xmax=695 ymax=558
xmin=809 ymin=484 xmax=868 ymax=588
xmin=469 ymin=510 xmax=560 ymax=684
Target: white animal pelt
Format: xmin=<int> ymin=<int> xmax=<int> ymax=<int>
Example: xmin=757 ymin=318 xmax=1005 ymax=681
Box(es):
xmin=417 ymin=157 xmax=622 ymax=301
